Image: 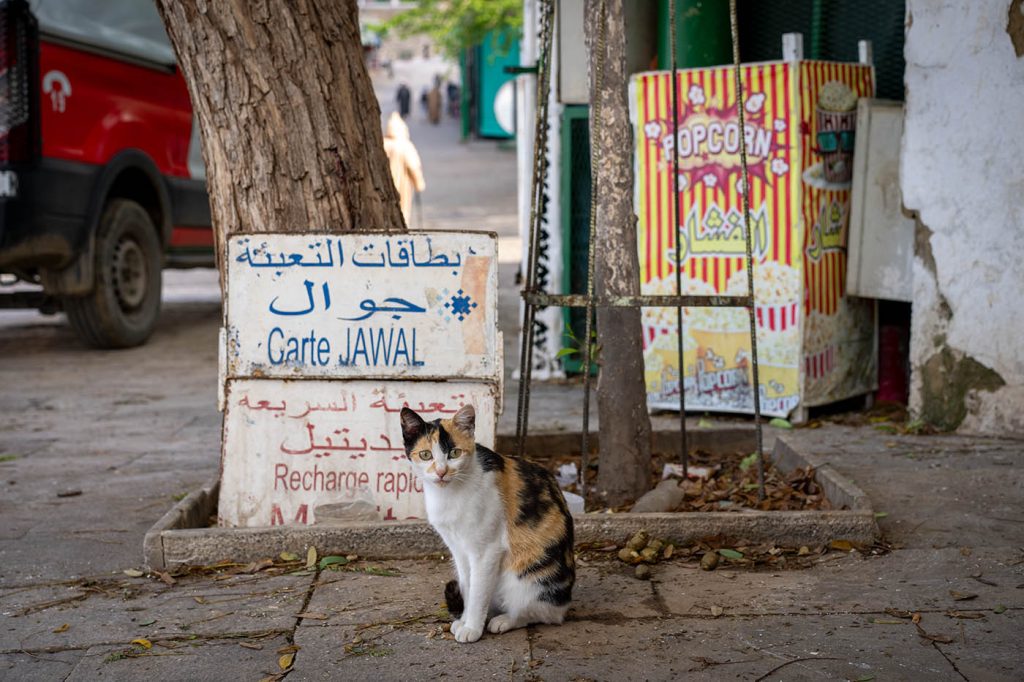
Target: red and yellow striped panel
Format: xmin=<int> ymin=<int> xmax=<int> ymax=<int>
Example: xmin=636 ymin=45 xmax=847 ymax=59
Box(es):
xmin=634 ymin=63 xmax=797 ymax=293
xmin=798 ymin=61 xmax=874 ymax=316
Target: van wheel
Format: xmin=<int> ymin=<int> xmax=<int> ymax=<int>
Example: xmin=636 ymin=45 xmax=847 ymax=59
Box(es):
xmin=65 ymin=199 xmax=162 ymax=348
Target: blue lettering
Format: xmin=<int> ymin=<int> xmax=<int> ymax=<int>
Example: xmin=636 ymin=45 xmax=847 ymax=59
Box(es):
xmin=337 ymin=326 xmax=423 ymax=367
xmin=266 ymin=327 xmax=330 ymax=367
xmin=370 ymin=327 xmax=394 ymax=365
xmin=268 ymin=327 xmax=285 ymax=365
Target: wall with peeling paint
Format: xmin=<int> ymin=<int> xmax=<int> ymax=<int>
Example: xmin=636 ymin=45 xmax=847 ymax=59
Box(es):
xmin=902 ymin=0 xmax=1024 ymax=435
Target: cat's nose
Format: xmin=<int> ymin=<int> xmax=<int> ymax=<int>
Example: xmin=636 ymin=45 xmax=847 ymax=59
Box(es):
xmin=435 ymin=465 xmax=448 ymax=478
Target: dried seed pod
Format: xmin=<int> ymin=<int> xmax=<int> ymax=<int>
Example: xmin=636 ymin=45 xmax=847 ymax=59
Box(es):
xmin=626 ymin=531 xmax=650 ymax=551
xmin=618 ymin=547 xmax=641 ymax=564
xmin=700 ymin=552 xmax=720 ymax=571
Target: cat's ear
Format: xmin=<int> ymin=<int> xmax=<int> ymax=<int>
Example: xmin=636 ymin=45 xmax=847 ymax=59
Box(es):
xmin=400 ymin=407 xmax=426 ymax=452
xmin=452 ymin=404 xmax=475 ymax=436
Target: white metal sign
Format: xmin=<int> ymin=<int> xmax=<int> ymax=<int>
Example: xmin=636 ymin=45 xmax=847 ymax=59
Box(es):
xmin=225 ymin=232 xmax=499 ymax=380
xmin=219 ymin=379 xmax=497 ymax=527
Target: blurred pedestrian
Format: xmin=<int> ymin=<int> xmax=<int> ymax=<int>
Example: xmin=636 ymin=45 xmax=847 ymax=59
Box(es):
xmin=382 ymin=112 xmax=426 ymax=225
xmin=395 ymin=83 xmax=411 ymax=118
xmin=427 ymin=79 xmax=442 ymax=125
xmin=446 ymin=80 xmax=460 ymax=118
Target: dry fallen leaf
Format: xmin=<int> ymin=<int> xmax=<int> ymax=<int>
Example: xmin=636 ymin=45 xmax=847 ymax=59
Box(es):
xmin=710 ymin=605 xmax=724 ymax=617
xmin=915 ymin=623 xmax=953 ymax=644
xmin=131 ymin=638 xmax=153 ymax=650
xmin=884 ymin=608 xmax=914 ymax=619
xmin=949 ymin=590 xmax=978 ymax=601
xmin=279 ymin=551 xmax=300 ymax=562
xmin=277 ymin=644 xmax=301 ymax=655
xmin=52 ymin=623 xmax=70 ymax=633
xmin=278 ymin=653 xmax=295 ymax=670
xmin=193 ymin=596 xmax=207 ymax=605
xmin=154 ymin=570 xmax=176 ymax=586
xmin=306 ymin=547 xmax=318 ymax=570
xmin=239 ymin=642 xmax=263 ymax=650
xmin=123 ymin=569 xmax=145 ymax=578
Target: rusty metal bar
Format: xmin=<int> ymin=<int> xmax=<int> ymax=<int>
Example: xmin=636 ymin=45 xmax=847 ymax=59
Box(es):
xmin=578 ymin=0 xmax=609 ymax=499
xmin=669 ymin=0 xmax=689 ymax=479
xmin=515 ymin=0 xmax=556 ymax=458
xmin=729 ymin=0 xmax=767 ymax=501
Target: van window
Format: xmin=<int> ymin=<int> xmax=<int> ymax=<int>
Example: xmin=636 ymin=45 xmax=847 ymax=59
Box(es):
xmin=30 ymin=0 xmax=176 ymax=67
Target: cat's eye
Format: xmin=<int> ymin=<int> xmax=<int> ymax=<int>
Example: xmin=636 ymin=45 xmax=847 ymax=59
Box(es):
xmin=417 ymin=450 xmax=433 ymax=461
xmin=449 ymin=448 xmax=464 ymax=460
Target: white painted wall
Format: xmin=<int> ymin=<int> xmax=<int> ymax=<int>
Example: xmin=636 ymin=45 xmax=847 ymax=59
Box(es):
xmin=516 ymin=0 xmax=565 ymax=380
xmin=902 ymin=0 xmax=1024 ymax=435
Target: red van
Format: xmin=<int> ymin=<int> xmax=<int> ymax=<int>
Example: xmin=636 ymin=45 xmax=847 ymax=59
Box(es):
xmin=0 ymin=0 xmax=212 ymax=348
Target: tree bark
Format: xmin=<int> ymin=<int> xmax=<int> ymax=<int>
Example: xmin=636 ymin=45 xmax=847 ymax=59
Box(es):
xmin=585 ymin=0 xmax=653 ymax=506
xmin=155 ymin=0 xmax=405 ymax=275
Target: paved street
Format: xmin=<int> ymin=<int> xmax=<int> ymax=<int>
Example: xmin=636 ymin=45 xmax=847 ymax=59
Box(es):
xmin=1 ymin=57 xmax=1023 ymax=681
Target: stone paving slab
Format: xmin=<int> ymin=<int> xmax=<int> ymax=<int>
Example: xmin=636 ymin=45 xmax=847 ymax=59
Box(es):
xmin=568 ymin=562 xmax=663 ymax=621
xmin=939 ymin=609 xmax=1023 ymax=681
xmin=0 ymin=574 xmax=308 ymax=652
xmin=64 ymin=634 xmax=292 ymax=682
xmin=529 ymin=614 xmax=967 ymax=681
xmin=0 ymin=648 xmax=83 ymax=682
xmin=652 ymin=547 xmax=1024 ymax=618
xmin=301 ymin=561 xmax=445 ymax=627
xmin=290 ymin=623 xmax=531 ymax=681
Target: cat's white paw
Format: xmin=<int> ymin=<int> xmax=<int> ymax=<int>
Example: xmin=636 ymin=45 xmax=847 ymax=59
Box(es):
xmin=487 ymin=614 xmax=517 ymax=634
xmin=451 ymin=619 xmax=483 ymax=643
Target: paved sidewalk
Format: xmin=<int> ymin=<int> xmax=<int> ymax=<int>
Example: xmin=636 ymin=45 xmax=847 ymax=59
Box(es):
xmin=2 ymin=59 xmax=1023 ymax=682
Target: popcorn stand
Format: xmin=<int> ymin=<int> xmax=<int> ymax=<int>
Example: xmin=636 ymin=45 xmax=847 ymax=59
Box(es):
xmin=630 ymin=59 xmax=876 ymax=420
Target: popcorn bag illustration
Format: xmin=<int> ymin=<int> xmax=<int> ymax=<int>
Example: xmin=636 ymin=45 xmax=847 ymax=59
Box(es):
xmin=815 ymin=81 xmax=858 ymax=184
xmin=631 ymin=59 xmax=876 ymax=418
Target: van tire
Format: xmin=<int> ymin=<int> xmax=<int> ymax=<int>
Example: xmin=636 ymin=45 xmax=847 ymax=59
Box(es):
xmin=65 ymin=199 xmax=162 ymax=348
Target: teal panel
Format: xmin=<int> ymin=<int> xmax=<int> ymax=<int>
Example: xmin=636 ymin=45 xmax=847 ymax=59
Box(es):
xmin=477 ymin=32 xmax=519 ymax=139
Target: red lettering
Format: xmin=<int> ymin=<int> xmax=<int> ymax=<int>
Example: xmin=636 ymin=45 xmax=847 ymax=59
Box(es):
xmin=270 ymin=503 xmax=308 ymax=525
xmin=274 ymin=464 xmax=288 ymax=491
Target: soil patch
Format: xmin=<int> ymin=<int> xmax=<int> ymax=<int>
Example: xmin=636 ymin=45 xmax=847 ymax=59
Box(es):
xmin=550 ymin=449 xmax=833 ymax=513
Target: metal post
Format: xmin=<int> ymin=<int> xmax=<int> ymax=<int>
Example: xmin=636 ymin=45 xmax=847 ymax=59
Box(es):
xmin=728 ymin=0 xmax=766 ymax=500
xmin=669 ymin=0 xmax=689 ymax=477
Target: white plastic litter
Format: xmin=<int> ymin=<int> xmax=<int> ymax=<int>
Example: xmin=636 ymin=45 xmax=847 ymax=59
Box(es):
xmin=661 ymin=463 xmax=714 ymax=480
xmin=561 ymin=491 xmax=585 ymax=515
xmin=556 ymin=462 xmax=579 ymax=489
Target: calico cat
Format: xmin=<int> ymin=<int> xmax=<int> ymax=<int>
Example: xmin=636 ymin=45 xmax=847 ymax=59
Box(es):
xmin=400 ymin=405 xmax=575 ymax=643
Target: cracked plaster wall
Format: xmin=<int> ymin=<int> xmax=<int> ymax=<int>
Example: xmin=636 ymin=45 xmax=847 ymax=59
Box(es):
xmin=902 ymin=0 xmax=1024 ymax=436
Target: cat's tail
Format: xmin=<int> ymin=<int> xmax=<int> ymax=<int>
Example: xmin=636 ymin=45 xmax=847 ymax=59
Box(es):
xmin=444 ymin=580 xmax=464 ymax=619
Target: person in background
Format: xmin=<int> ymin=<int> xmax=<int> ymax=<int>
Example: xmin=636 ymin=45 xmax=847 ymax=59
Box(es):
xmin=427 ymin=76 xmax=442 ymax=125
xmin=382 ymin=112 xmax=426 ymax=226
xmin=446 ymin=80 xmax=460 ymax=118
xmin=396 ymin=83 xmax=411 ymax=118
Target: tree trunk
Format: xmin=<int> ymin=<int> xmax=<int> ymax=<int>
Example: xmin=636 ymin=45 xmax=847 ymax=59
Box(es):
xmin=585 ymin=0 xmax=653 ymax=506
xmin=155 ymin=0 xmax=405 ymax=275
